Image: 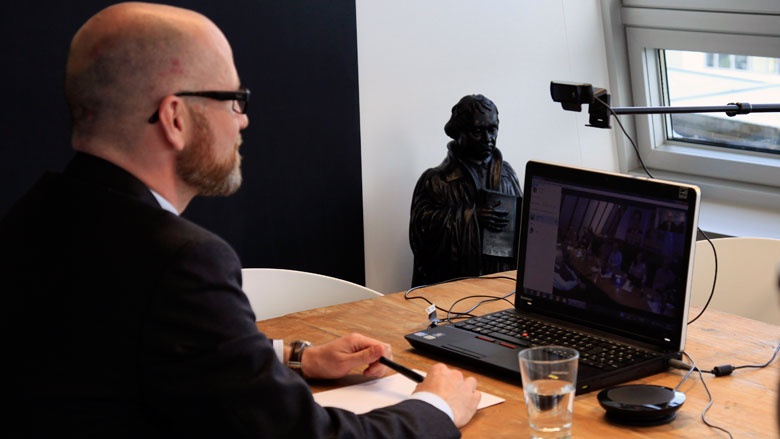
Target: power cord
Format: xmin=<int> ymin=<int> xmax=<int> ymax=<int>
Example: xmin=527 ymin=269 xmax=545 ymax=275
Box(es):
xmin=596 ymin=96 xmax=719 ymax=325
xmin=677 ymin=352 xmax=734 ymax=438
xmin=669 ymin=342 xmax=780 ymax=377
xmin=668 ymin=343 xmax=779 ymax=438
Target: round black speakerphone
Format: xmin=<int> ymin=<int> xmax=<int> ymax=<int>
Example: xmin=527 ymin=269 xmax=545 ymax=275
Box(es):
xmin=597 ymin=384 xmax=686 ymax=426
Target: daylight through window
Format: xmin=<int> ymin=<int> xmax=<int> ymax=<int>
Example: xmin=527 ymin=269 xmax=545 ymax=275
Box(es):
xmin=662 ymin=49 xmax=780 ymax=155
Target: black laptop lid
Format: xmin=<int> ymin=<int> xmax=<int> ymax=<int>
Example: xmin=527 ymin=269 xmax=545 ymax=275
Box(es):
xmin=515 ymin=161 xmax=700 ymax=353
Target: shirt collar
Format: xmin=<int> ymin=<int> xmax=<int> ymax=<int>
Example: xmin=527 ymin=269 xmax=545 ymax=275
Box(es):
xmin=149 ymin=189 xmax=179 ymax=216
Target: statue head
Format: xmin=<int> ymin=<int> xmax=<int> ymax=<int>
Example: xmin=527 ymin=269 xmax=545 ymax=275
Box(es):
xmin=444 ymin=94 xmax=499 ymax=162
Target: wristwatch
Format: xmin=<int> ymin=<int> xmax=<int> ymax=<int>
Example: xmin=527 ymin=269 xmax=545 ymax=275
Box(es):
xmin=287 ymin=340 xmax=312 ymax=376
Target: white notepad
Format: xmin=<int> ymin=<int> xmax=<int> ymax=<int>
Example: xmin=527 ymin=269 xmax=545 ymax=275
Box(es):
xmin=313 ymin=371 xmax=505 ymax=414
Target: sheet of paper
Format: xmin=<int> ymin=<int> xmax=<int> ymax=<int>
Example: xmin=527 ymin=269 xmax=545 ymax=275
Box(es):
xmin=313 ymin=371 xmax=505 ymax=414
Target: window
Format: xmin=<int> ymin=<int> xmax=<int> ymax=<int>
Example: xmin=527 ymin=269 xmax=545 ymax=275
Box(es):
xmin=663 ymin=49 xmax=780 ymax=155
xmin=617 ymin=1 xmax=780 ymax=195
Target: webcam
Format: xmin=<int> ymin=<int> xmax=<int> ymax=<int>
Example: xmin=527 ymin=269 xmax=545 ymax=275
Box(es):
xmin=550 ymin=81 xmax=612 ymax=128
xmin=550 ymin=81 xmax=595 ymax=112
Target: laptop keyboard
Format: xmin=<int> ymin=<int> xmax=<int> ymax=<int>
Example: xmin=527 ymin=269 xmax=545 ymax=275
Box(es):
xmin=453 ymin=309 xmax=657 ymax=370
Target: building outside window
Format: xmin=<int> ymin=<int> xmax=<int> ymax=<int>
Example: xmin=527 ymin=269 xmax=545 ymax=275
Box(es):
xmin=663 ymin=49 xmax=780 ymax=156
xmin=612 ymin=1 xmax=780 ymax=208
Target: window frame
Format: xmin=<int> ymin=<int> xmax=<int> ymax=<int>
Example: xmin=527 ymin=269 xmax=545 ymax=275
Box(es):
xmin=613 ymin=2 xmax=780 ymax=201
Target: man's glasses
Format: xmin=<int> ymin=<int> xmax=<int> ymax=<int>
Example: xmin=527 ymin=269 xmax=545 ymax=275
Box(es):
xmin=147 ymin=88 xmax=250 ymax=124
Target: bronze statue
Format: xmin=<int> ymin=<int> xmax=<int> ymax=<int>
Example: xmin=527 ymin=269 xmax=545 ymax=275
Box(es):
xmin=409 ymin=94 xmax=522 ymax=286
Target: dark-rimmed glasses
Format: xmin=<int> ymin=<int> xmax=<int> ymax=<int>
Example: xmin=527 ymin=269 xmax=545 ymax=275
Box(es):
xmin=147 ymin=88 xmax=250 ymax=124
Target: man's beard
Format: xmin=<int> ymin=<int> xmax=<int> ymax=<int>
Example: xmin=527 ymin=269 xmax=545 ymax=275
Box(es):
xmin=176 ymin=109 xmax=243 ymax=197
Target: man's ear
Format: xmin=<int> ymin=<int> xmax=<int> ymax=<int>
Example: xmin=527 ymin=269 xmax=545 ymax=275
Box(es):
xmin=156 ymin=96 xmax=188 ymax=152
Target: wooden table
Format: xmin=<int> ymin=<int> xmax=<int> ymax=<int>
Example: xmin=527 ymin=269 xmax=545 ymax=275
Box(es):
xmin=257 ymin=274 xmax=780 ymax=438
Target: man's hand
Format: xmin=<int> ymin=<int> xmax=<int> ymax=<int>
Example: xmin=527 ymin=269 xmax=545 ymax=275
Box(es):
xmin=301 ymin=334 xmax=480 ymax=429
xmin=301 ymin=333 xmax=391 ymax=379
xmin=416 ymin=363 xmax=481 ymax=428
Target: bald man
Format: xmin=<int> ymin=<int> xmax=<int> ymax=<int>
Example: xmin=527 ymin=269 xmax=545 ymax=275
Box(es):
xmin=2 ymin=3 xmax=479 ymax=437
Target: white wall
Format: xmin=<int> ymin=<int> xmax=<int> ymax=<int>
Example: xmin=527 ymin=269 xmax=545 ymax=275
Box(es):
xmin=356 ymin=0 xmax=618 ymax=293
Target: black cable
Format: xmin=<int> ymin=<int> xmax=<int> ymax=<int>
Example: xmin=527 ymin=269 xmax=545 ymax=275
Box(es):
xmin=669 ymin=342 xmax=780 ymax=377
xmin=596 ymin=96 xmax=654 ymax=179
xmin=445 ymin=291 xmax=515 ymax=324
xmin=687 ymin=229 xmax=718 ymax=324
xmin=405 ymin=275 xmax=473 ymax=308
xmin=596 ymin=95 xmax=719 ymax=325
xmin=404 ymin=274 xmax=516 ymax=325
xmin=702 ymin=343 xmax=780 ymax=377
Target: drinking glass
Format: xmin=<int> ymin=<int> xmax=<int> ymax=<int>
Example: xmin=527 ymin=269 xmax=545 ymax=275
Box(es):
xmin=518 ymin=346 xmax=579 ymax=439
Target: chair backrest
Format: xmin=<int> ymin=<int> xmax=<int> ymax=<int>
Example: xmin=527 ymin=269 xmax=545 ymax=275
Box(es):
xmin=241 ymin=268 xmax=383 ymax=321
xmin=691 ymin=237 xmax=780 ymax=325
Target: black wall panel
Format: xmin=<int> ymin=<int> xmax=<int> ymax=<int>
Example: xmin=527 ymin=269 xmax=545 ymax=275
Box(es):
xmin=0 ymin=1 xmax=365 ymax=284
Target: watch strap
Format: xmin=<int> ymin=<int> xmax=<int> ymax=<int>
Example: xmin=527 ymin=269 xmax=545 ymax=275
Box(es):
xmin=287 ymin=340 xmax=311 ymax=376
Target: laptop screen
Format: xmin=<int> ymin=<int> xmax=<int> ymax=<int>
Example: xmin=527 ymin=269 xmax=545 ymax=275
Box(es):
xmin=515 ymin=161 xmax=700 ymax=352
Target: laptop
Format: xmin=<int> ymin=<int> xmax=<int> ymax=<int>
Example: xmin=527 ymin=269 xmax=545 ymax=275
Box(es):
xmin=405 ymin=160 xmax=701 ymax=394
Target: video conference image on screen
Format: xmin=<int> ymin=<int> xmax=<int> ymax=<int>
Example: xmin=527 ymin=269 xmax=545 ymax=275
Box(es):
xmin=549 ymin=191 xmax=689 ymax=318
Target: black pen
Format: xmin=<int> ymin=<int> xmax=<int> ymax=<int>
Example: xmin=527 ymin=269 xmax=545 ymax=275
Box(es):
xmin=379 ymin=356 xmax=425 ymax=383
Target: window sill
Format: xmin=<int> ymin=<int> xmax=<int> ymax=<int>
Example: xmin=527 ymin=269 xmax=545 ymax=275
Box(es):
xmin=698 ymin=199 xmax=780 ymax=239
xmin=628 ymin=168 xmax=780 ymax=239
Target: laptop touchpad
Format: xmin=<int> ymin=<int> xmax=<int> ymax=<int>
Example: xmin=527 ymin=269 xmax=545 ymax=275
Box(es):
xmin=444 ymin=337 xmax=504 ymax=358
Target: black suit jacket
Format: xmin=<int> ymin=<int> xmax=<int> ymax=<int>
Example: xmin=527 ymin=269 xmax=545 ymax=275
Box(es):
xmin=2 ymin=153 xmax=459 ymax=438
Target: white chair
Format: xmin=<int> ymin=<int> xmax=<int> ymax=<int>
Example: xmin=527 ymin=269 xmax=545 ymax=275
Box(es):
xmin=690 ymin=237 xmax=780 ymax=325
xmin=241 ymin=268 xmax=383 ymax=321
